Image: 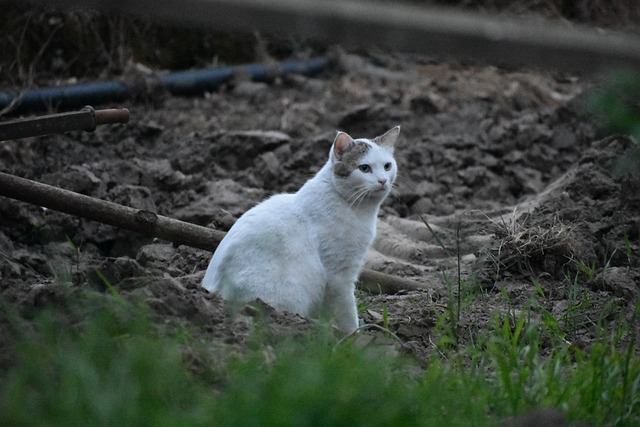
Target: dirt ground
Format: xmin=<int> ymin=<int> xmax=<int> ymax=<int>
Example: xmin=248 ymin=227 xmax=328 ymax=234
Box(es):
xmin=1 ymin=48 xmax=639 ymax=369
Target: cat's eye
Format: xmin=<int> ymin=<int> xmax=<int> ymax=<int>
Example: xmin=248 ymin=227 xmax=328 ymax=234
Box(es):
xmin=384 ymin=162 xmax=392 ymax=171
xmin=358 ymin=164 xmax=372 ymax=173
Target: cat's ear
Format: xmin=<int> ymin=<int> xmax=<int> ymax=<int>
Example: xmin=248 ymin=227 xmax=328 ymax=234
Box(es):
xmin=333 ymin=131 xmax=355 ymax=159
xmin=374 ymin=126 xmax=400 ymax=148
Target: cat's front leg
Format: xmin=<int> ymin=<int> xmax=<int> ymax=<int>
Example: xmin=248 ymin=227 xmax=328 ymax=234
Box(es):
xmin=324 ymin=281 xmax=359 ymax=333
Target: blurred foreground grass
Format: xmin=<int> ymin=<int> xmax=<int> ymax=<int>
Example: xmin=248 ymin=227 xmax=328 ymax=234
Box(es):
xmin=589 ymin=70 xmax=640 ymax=177
xmin=1 ymin=286 xmax=638 ymax=426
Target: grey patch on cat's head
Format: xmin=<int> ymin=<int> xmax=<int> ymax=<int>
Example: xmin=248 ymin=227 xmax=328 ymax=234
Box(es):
xmin=332 ymin=138 xmax=371 ymax=178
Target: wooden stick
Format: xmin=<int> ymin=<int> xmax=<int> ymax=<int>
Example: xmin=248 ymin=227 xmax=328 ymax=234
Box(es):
xmin=0 ymin=171 xmax=225 ymax=252
xmin=0 ymin=171 xmax=426 ymax=294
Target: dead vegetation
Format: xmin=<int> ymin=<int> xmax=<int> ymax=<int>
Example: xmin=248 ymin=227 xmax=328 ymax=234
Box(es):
xmin=481 ymin=210 xmax=580 ymax=282
xmin=0 ymin=1 xmax=299 ymax=91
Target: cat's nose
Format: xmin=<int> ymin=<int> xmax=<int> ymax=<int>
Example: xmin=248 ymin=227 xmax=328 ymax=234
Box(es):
xmin=378 ymin=178 xmax=387 ymax=186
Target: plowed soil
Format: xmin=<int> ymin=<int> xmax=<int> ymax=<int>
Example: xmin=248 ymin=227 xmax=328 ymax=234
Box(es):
xmin=1 ymin=50 xmax=639 ymax=368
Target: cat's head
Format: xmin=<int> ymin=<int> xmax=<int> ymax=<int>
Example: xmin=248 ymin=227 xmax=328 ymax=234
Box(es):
xmin=330 ymin=126 xmax=400 ymax=206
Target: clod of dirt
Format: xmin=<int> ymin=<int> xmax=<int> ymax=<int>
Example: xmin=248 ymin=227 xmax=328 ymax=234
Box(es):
xmin=595 ymin=267 xmax=640 ymax=299
xmin=107 ymin=185 xmax=157 ymax=211
xmin=337 ymin=103 xmax=407 ymax=136
xmin=207 ymin=130 xmax=291 ymax=170
xmin=500 ymin=408 xmax=590 ymax=427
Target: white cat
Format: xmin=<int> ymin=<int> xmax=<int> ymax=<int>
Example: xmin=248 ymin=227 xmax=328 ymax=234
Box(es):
xmin=202 ymin=126 xmax=400 ymax=332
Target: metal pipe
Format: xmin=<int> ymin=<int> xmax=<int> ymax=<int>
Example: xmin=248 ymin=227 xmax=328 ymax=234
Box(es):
xmin=0 ymin=57 xmax=327 ymax=115
xmin=162 ymin=57 xmax=327 ymax=94
xmin=0 ymin=106 xmax=130 ymax=141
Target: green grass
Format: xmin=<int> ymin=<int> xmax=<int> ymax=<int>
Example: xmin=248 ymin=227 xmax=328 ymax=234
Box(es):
xmin=589 ymin=69 xmax=640 ymax=177
xmin=1 ymin=288 xmax=639 ymax=427
xmin=0 ymin=295 xmax=206 ymax=427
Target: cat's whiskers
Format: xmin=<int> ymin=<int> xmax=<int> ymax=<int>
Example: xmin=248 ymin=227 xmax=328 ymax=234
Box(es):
xmin=347 ymin=188 xmax=368 ymax=210
xmin=347 ymin=185 xmax=374 ymax=210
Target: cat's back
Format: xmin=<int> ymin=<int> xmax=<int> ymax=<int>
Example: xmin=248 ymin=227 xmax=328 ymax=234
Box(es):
xmin=202 ymin=192 xmax=306 ymax=291
xmin=215 ymin=192 xmax=301 ymax=247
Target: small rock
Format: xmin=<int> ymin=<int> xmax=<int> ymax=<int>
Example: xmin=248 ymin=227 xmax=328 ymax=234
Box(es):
xmin=226 ymin=130 xmax=291 ymax=147
xmin=336 ymin=104 xmax=405 ymax=135
xmin=26 ymin=282 xmax=70 ymax=308
xmin=208 ymin=130 xmax=291 ymax=169
xmin=396 ymin=323 xmax=430 ymax=338
xmin=459 ymin=165 xmax=489 ymax=187
xmin=411 ymin=197 xmax=434 ymax=215
xmin=415 ymin=181 xmax=440 ymax=196
xmin=208 ymin=209 xmax=237 ymax=231
xmin=365 ymin=309 xmax=384 ymax=324
xmin=501 ymin=408 xmax=589 ymax=427
xmin=551 ymin=124 xmax=579 ymax=150
xmin=137 ymin=243 xmax=175 ymax=267
xmin=1 ymin=258 xmax=22 ymax=279
xmin=11 ymin=249 xmax=48 ymax=275
xmin=409 ymin=94 xmax=439 ymax=114
xmin=412 ymin=197 xmax=455 ymax=216
xmin=0 ymin=230 xmax=15 ymax=253
xmin=107 ymin=185 xmax=156 ymax=211
xmin=509 ymin=166 xmax=544 ymax=195
xmin=91 ymin=257 xmax=146 ymax=289
xmin=480 ymin=152 xmax=500 ymax=169
xmin=231 ymin=80 xmax=269 ymax=98
xmin=41 ymin=165 xmax=101 ymax=195
xmin=138 ymin=121 xmax=164 ymax=137
xmin=254 ymin=151 xmax=282 ymax=190
xmin=597 ymin=267 xmax=639 ymax=298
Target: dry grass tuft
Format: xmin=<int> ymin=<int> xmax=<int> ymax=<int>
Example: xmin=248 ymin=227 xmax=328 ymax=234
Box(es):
xmin=482 ymin=209 xmax=578 ymax=281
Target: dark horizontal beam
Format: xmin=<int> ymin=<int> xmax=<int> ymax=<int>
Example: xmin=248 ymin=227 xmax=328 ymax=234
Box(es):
xmin=46 ymin=0 xmax=640 ymax=72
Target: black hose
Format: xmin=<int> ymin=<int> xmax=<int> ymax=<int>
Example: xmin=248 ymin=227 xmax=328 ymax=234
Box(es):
xmin=0 ymin=57 xmax=328 ymax=115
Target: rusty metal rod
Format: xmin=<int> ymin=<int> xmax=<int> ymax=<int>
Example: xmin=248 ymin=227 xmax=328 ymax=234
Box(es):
xmin=0 ymin=171 xmax=427 ymax=293
xmin=0 ymin=106 xmax=130 ymax=142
